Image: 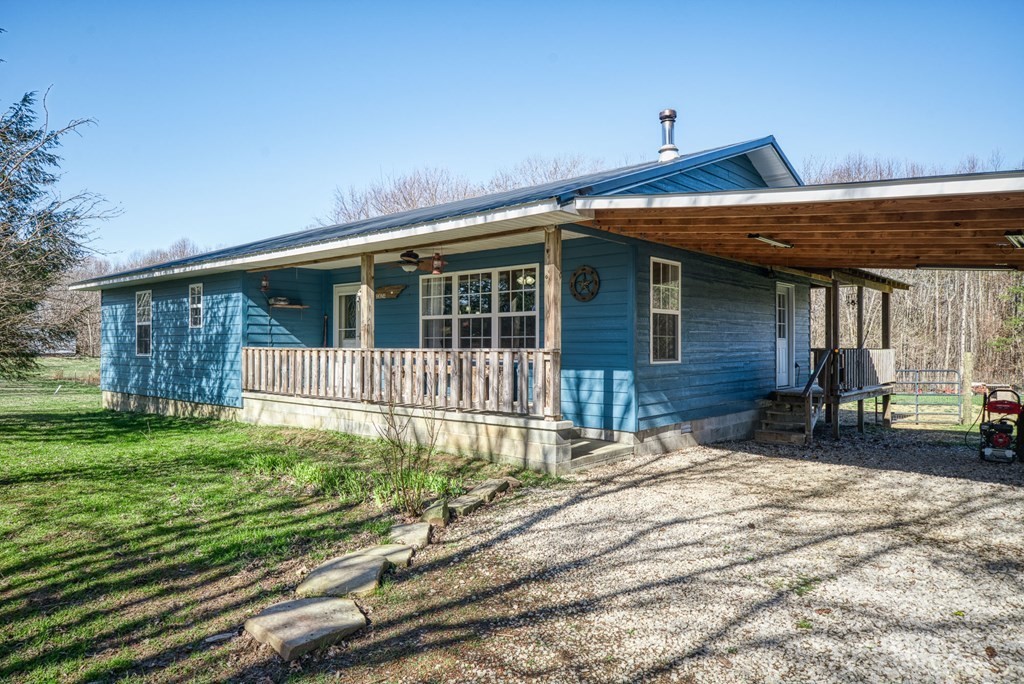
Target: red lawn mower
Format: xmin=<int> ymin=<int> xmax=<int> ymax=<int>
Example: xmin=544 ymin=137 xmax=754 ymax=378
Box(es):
xmin=978 ymin=389 xmax=1023 ymax=463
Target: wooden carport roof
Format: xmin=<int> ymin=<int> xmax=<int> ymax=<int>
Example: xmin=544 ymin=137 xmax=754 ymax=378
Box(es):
xmin=574 ymin=171 xmax=1024 ymax=272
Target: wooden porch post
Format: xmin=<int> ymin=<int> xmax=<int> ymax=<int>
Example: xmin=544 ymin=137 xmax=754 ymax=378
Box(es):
xmin=544 ymin=226 xmax=562 ymax=420
xmin=856 ymin=285 xmax=865 ymax=433
xmin=359 ymin=254 xmax=375 ymax=348
xmin=830 ymin=278 xmax=841 ymax=439
xmin=881 ymin=290 xmax=892 ymax=427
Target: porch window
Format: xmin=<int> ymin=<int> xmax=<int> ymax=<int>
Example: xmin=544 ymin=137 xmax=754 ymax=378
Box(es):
xmin=420 ymin=265 xmax=538 ymax=349
xmin=189 ymin=283 xmax=203 ymax=329
xmin=136 ymin=290 xmax=152 ymax=356
xmin=650 ymin=258 xmax=680 ymax=363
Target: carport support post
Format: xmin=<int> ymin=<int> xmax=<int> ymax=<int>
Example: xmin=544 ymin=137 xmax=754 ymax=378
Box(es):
xmin=830 ymin=278 xmax=841 ymax=439
xmin=543 ymin=226 xmax=562 ymax=420
xmin=881 ymin=291 xmax=893 ymax=428
xmin=857 ymin=285 xmax=865 ymax=433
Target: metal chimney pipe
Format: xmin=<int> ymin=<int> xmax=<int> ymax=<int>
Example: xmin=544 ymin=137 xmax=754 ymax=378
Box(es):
xmin=658 ymin=108 xmax=680 ymax=161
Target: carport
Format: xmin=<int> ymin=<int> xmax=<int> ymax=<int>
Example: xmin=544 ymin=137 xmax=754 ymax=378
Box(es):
xmin=574 ymin=170 xmax=1024 ymax=438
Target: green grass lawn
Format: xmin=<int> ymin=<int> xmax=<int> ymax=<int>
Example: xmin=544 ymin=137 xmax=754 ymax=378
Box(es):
xmin=0 ymin=360 xmax=516 ymax=683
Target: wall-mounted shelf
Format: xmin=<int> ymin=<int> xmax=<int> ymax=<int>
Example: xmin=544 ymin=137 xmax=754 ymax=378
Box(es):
xmin=269 ymin=303 xmax=309 ymax=310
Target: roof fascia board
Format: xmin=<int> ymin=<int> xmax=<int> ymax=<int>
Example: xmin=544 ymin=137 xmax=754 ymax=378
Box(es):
xmin=73 ymin=199 xmax=578 ymax=291
xmin=573 ymin=171 xmax=1024 ymax=212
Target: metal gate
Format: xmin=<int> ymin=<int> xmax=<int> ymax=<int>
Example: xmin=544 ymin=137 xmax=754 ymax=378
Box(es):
xmin=888 ymin=369 xmax=962 ymax=424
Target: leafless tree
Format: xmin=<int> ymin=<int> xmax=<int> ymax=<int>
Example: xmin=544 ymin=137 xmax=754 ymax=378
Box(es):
xmin=320 ymin=154 xmax=603 ymax=225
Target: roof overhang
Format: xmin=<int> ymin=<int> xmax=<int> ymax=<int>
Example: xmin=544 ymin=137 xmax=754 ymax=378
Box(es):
xmin=72 ymin=199 xmax=584 ymax=291
xmin=574 ymin=171 xmax=1024 ymax=270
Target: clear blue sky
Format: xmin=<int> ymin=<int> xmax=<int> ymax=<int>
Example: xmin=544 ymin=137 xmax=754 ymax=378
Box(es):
xmin=4 ymin=1 xmax=1022 ymax=259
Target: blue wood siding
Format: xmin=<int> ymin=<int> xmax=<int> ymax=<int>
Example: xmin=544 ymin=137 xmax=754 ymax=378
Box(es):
xmin=634 ymin=243 xmax=812 ymax=431
xmin=100 ymin=272 xmax=244 ymax=407
xmin=613 ymin=156 xmax=768 ymax=195
xmin=265 ymin=239 xmax=639 ymax=433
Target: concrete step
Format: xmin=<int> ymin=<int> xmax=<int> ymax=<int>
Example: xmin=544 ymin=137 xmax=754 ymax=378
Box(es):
xmin=754 ymin=429 xmax=809 ymax=446
xmin=570 ymin=438 xmax=633 ymax=472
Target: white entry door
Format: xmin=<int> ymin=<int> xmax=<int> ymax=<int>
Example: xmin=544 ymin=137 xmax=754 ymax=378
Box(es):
xmin=333 ymin=284 xmax=360 ymax=348
xmin=775 ymin=284 xmax=795 ymax=387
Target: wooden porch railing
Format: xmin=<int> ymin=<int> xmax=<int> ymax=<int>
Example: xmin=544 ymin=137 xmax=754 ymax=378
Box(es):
xmin=812 ymin=347 xmax=896 ymax=395
xmin=241 ymin=347 xmax=561 ymax=418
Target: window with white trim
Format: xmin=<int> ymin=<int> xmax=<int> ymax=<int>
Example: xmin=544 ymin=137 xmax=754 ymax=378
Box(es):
xmin=420 ymin=265 xmax=538 ymax=349
xmin=650 ymin=258 xmax=681 ymax=363
xmin=189 ymin=283 xmax=203 ymax=329
xmin=136 ymin=290 xmax=152 ymax=356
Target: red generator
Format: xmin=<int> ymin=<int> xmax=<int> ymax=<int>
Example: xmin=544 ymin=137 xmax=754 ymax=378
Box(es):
xmin=979 ymin=389 xmax=1023 ymax=463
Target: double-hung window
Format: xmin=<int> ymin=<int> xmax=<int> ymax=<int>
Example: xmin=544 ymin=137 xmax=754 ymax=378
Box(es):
xmin=650 ymin=258 xmax=681 ymax=363
xmin=136 ymin=290 xmax=152 ymax=356
xmin=420 ymin=265 xmax=538 ymax=349
xmin=189 ymin=283 xmax=203 ymax=329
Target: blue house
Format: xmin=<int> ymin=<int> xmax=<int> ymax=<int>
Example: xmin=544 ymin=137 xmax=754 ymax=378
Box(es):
xmin=75 ymin=111 xmax=925 ymax=473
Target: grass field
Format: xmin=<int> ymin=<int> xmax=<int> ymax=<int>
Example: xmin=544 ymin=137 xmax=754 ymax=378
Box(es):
xmin=0 ymin=359 xmax=521 ymax=683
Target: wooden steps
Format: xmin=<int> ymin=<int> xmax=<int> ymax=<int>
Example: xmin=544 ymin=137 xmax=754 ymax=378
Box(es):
xmin=754 ymin=391 xmax=816 ymax=446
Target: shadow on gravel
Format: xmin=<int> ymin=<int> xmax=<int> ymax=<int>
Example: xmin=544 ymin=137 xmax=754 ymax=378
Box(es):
xmin=209 ymin=437 xmax=1023 ymax=682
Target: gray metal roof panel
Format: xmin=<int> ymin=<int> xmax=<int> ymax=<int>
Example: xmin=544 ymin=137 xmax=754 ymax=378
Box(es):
xmin=84 ymin=136 xmax=784 ymax=284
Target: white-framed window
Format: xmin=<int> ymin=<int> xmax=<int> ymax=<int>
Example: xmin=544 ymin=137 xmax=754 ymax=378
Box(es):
xmin=419 ymin=264 xmax=538 ymax=349
xmin=189 ymin=283 xmax=203 ymax=329
xmin=650 ymin=257 xmax=681 ymax=363
xmin=136 ymin=290 xmax=152 ymax=356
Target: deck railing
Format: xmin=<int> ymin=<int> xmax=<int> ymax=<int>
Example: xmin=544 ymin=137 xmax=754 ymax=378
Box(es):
xmin=812 ymin=347 xmax=896 ymax=395
xmin=242 ymin=347 xmax=561 ymax=418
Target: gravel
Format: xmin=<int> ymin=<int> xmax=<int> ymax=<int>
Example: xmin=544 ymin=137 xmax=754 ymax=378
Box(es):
xmin=438 ymin=426 xmax=1024 ymax=683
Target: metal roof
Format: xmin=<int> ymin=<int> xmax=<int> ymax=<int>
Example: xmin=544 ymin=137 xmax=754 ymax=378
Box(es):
xmin=76 ymin=136 xmax=795 ymax=289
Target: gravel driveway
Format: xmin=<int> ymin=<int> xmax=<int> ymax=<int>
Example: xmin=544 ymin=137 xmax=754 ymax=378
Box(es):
xmin=429 ymin=428 xmax=1024 ymax=683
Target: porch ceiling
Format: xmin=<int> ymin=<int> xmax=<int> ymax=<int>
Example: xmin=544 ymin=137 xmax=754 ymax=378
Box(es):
xmin=574 ymin=171 xmax=1024 ymax=270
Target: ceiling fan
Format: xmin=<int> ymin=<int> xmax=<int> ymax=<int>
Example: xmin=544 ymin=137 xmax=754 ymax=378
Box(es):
xmin=392 ymin=250 xmax=448 ymax=274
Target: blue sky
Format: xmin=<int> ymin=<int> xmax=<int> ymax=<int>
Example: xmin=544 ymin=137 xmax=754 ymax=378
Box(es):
xmin=3 ymin=1 xmax=1022 ymax=259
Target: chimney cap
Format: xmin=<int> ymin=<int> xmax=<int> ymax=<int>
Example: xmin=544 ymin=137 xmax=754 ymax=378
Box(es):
xmin=659 ymin=108 xmax=677 ymax=122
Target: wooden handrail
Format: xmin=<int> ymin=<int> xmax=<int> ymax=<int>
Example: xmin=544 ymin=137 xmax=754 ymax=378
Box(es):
xmin=802 ymin=348 xmax=832 ymax=397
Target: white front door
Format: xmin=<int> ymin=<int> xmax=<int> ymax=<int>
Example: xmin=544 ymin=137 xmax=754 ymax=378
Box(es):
xmin=333 ymin=284 xmax=360 ymax=348
xmin=776 ymin=284 xmax=795 ymax=387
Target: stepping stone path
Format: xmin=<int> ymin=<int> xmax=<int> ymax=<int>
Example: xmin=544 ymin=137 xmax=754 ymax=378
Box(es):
xmin=468 ymin=478 xmax=509 ymax=502
xmin=295 ymin=555 xmax=388 ymax=598
xmin=245 ymin=597 xmax=366 ymax=661
xmin=421 ymin=499 xmax=450 ymax=527
xmin=389 ymin=522 xmax=431 ymax=549
xmin=245 ymin=475 xmax=521 ymax=660
xmin=449 ymin=494 xmax=484 ymax=516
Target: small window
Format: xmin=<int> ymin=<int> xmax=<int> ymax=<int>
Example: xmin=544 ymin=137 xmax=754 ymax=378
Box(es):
xmin=650 ymin=258 xmax=681 ymax=363
xmin=136 ymin=290 xmax=152 ymax=356
xmin=189 ymin=283 xmax=203 ymax=329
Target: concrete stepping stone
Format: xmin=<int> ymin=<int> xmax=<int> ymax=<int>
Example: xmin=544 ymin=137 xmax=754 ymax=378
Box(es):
xmin=295 ymin=555 xmax=387 ymax=598
xmin=449 ymin=494 xmax=484 ymax=516
xmin=421 ymin=500 xmax=450 ymax=527
xmin=350 ymin=543 xmax=414 ymax=568
xmin=245 ymin=597 xmax=366 ymax=661
xmin=390 ymin=522 xmax=431 ymax=549
xmin=468 ymin=478 xmax=509 ymax=502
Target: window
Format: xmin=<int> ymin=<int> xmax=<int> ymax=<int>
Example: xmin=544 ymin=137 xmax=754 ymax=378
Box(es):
xmin=189 ymin=283 xmax=203 ymax=329
xmin=420 ymin=265 xmax=538 ymax=349
xmin=650 ymin=258 xmax=680 ymax=363
xmin=136 ymin=290 xmax=152 ymax=356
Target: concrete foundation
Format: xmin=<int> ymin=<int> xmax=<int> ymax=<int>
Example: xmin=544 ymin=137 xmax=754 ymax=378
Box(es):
xmin=102 ymin=391 xmax=241 ymax=420
xmin=240 ymin=392 xmax=574 ymax=475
